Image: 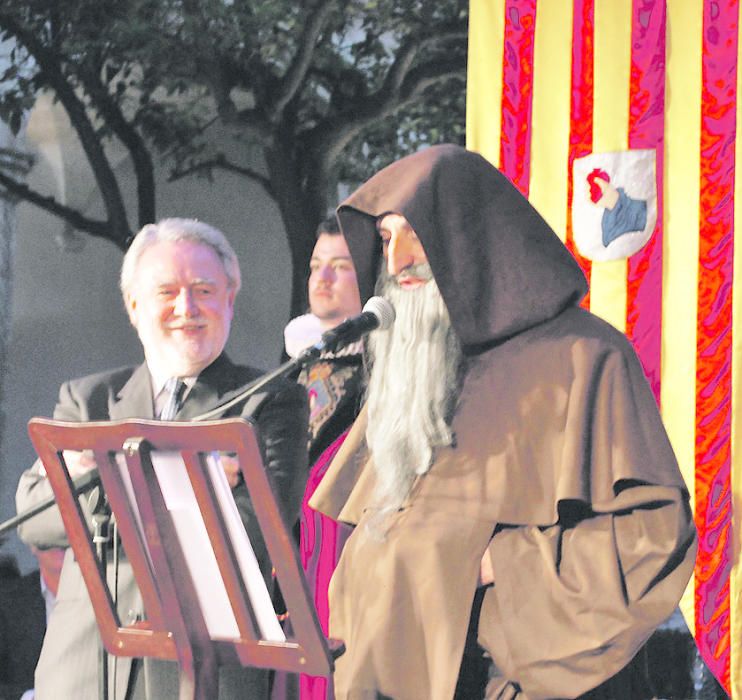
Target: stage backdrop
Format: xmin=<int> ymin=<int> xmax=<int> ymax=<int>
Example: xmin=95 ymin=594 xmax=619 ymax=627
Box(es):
xmin=466 ymin=0 xmax=740 ymax=695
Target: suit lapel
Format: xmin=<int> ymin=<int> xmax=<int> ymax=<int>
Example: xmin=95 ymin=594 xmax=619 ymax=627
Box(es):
xmin=176 ymin=354 xmax=257 ymax=420
xmin=109 ymin=364 xmax=155 ymax=420
xmin=176 ymin=378 xmax=220 ymax=420
xmin=107 ymin=355 xmax=258 ymax=422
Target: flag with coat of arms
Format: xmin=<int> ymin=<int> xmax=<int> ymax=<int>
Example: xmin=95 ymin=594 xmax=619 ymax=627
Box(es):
xmin=466 ymin=1 xmax=740 ymax=696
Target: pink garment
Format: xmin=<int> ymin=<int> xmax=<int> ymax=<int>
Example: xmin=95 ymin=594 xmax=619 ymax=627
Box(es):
xmin=298 ymin=429 xmax=353 ymax=700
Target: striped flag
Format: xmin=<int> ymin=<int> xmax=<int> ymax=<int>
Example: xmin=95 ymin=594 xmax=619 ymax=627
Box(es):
xmin=466 ymin=0 xmax=740 ymax=695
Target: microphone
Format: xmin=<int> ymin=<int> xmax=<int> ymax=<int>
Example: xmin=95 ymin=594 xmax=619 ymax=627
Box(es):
xmin=302 ymin=296 xmax=395 ymax=358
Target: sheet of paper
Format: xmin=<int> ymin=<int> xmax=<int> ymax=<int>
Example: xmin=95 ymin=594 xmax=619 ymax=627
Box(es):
xmin=205 ymin=453 xmax=285 ymax=642
xmin=115 ymin=452 xmax=154 ymax=572
xmin=115 ymin=450 xmax=285 ymax=642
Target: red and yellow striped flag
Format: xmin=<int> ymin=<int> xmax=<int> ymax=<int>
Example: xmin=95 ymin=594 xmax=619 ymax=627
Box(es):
xmin=466 ymin=1 xmax=740 ymax=695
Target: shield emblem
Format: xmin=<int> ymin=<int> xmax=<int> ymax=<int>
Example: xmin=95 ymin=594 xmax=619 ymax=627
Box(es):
xmin=572 ymin=149 xmax=657 ymax=261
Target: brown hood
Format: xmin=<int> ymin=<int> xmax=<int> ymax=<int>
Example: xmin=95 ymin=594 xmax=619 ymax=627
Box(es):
xmin=336 ymin=144 xmax=588 ymax=352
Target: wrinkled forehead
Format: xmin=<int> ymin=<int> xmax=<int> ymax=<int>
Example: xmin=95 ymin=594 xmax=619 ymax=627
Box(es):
xmin=375 ymin=212 xmax=417 ymax=235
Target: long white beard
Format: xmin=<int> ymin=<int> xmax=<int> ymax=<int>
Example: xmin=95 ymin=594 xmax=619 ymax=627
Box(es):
xmin=365 ymin=268 xmax=463 ymax=526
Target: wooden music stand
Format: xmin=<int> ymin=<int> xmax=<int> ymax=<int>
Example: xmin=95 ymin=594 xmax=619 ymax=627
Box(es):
xmin=28 ymin=416 xmax=343 ymax=700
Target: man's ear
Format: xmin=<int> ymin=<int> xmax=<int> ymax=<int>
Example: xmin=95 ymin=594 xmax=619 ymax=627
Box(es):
xmin=126 ymin=294 xmax=138 ymax=326
xmin=226 ymin=288 xmax=237 ymax=320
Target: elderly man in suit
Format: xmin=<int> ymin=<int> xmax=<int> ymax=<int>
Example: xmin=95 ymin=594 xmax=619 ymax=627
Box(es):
xmin=16 ymin=218 xmax=308 ymax=700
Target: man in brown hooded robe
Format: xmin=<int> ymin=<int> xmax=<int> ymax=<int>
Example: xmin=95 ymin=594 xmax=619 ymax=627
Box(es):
xmin=309 ymin=144 xmax=696 ymax=700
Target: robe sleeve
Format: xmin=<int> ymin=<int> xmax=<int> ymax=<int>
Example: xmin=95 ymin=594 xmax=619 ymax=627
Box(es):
xmin=479 ymin=489 xmax=696 ymax=699
xmin=477 ymin=339 xmax=697 ymax=700
xmin=308 ymin=405 xmax=369 ymax=524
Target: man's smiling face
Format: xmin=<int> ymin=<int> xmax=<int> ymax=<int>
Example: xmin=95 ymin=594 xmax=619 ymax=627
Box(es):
xmin=126 ymin=239 xmax=235 ymax=377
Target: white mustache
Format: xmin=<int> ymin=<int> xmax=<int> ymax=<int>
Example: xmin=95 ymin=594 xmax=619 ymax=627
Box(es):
xmin=394 ymin=263 xmax=434 ymax=284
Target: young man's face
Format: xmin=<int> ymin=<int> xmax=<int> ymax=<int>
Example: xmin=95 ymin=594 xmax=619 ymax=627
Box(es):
xmin=126 ymin=239 xmax=235 ymax=377
xmin=376 ymin=213 xmax=430 ymax=290
xmin=308 ymin=233 xmax=361 ymax=329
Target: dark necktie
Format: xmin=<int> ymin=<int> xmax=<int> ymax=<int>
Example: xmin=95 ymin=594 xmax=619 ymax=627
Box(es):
xmin=159 ymin=378 xmax=187 ymax=420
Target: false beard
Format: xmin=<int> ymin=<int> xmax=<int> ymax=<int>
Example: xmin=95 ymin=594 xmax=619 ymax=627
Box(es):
xmin=364 ymin=265 xmax=464 ymax=536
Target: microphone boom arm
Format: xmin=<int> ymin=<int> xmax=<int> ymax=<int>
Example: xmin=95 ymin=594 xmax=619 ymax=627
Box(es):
xmin=2 ymin=295 xmax=395 ymax=535
xmin=0 ymin=467 xmax=102 ymax=536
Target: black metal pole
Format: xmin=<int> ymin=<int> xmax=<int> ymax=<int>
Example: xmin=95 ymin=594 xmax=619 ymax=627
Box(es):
xmin=91 ymin=506 xmax=111 ymax=700
xmin=0 ymin=468 xmax=102 ymax=536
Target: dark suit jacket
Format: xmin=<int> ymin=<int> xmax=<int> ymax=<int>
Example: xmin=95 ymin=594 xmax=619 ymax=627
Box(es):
xmin=15 ymin=354 xmax=308 ymax=700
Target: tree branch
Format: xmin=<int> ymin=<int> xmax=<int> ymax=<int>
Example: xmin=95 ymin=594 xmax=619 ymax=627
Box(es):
xmin=168 ymin=154 xmax=273 ymax=196
xmin=0 ymin=170 xmax=122 ymax=246
xmin=377 ymin=36 xmax=419 ymax=97
xmin=77 ymin=59 xmax=156 ymax=228
xmin=0 ymin=10 xmax=131 ymax=245
xmin=0 ymin=147 xmax=34 ymax=176
xmin=179 ymin=0 xmax=241 ymax=123
xmin=398 ymin=57 xmax=465 ymax=102
xmin=269 ymin=0 xmax=336 ymax=117
xmin=310 ymin=54 xmax=465 ymax=164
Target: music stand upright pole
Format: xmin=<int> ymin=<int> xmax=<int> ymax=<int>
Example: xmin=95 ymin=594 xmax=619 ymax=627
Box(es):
xmin=91 ymin=503 xmax=112 ymax=700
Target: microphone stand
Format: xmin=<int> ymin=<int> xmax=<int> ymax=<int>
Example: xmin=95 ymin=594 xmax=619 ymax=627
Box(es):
xmin=192 ymin=349 xmax=316 ymax=422
xmin=0 ymin=335 xmax=337 ymax=535
xmin=91 ymin=495 xmax=112 ymax=700
xmin=195 ymin=295 xmax=391 ymax=419
xmin=0 ymin=467 xmax=102 ymax=536
xmin=0 ymin=346 xmax=323 ymax=535
xmin=4 ymin=296 xmax=394 ymax=533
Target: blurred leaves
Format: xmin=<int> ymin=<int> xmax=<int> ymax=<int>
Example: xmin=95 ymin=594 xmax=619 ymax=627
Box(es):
xmin=0 ymin=0 xmax=466 ymax=189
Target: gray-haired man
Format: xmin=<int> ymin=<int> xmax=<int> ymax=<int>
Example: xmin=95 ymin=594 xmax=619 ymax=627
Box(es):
xmin=17 ymin=218 xmax=308 ymax=699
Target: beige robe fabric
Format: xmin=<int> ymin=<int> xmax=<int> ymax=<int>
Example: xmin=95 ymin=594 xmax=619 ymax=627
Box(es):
xmin=310 ymin=306 xmax=696 ymax=700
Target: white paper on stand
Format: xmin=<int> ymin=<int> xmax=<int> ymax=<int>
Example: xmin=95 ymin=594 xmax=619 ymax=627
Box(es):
xmin=115 ymin=450 xmax=285 ymax=642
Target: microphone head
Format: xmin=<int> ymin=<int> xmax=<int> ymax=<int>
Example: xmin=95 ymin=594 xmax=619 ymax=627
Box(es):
xmin=362 ymin=296 xmax=395 ymax=330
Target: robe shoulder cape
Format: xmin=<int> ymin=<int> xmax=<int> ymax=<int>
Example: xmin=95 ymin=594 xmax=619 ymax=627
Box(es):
xmin=310 ymin=306 xmax=696 ymax=700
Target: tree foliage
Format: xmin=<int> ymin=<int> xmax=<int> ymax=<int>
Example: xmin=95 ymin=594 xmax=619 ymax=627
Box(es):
xmin=0 ymin=0 xmax=467 ymax=312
